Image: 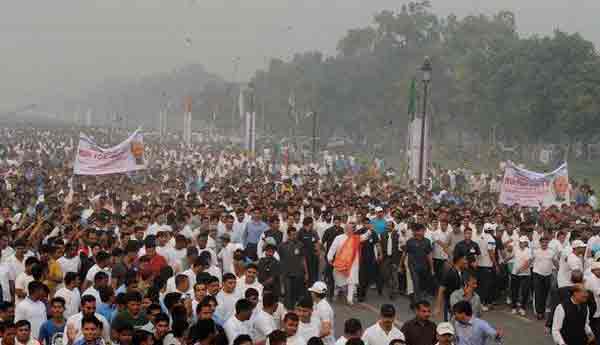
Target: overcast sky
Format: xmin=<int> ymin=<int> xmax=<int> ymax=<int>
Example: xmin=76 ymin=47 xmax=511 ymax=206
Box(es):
xmin=1 ymin=0 xmax=598 ymax=109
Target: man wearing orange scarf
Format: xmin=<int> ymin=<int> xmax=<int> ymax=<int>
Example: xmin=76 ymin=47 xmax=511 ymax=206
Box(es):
xmin=326 ymin=222 xmax=369 ymax=305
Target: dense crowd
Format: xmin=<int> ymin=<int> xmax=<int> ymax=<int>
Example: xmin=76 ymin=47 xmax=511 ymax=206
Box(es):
xmin=0 ymin=127 xmax=598 ymax=345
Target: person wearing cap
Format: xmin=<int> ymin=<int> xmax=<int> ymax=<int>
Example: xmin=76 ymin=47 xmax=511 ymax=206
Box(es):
xmin=585 ymin=261 xmax=600 ymax=341
xmin=370 ymin=207 xmax=387 ymax=236
xmin=362 ymin=304 xmax=405 ymax=345
xmin=257 ymin=216 xmax=285 ymax=260
xmin=557 ymin=240 xmax=586 ymax=288
xmin=508 ymin=235 xmax=532 ymax=316
xmin=532 ymin=236 xmax=555 ymax=320
xmin=475 ymin=222 xmax=497 ymax=312
xmin=309 ymin=281 xmax=334 ymax=331
xmin=435 ymin=322 xmax=455 ymax=345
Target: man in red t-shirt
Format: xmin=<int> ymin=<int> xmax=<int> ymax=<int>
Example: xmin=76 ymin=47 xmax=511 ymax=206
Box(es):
xmin=142 ymin=235 xmax=168 ymax=278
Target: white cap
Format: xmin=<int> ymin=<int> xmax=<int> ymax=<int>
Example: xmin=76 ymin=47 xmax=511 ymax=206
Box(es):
xmin=519 ymin=236 xmax=529 ymax=243
xmin=308 ymin=281 xmax=328 ymax=294
xmin=572 ymin=240 xmax=587 ymax=248
xmin=436 ymin=322 xmax=455 ymax=335
xmin=591 ymin=262 xmax=600 ymax=271
xmin=375 ymin=206 xmax=384 ymax=213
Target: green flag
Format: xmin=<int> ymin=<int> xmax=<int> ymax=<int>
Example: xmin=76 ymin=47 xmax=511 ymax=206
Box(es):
xmin=407 ymin=77 xmax=417 ymax=120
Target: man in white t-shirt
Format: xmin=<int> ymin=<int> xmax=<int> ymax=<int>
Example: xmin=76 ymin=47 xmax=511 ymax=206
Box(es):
xmin=215 ymin=273 xmax=241 ymax=322
xmin=236 ymin=263 xmax=263 ymax=298
xmin=476 ymin=223 xmax=497 ymax=312
xmin=510 ymin=236 xmax=532 ymax=316
xmin=54 ymin=272 xmax=81 ymax=318
xmin=14 ymin=281 xmax=47 ymax=337
xmin=557 ymin=240 xmax=586 ymax=288
xmin=432 ymin=219 xmax=451 ymax=286
xmin=532 ymin=236 xmax=555 ymax=320
xmin=223 ymin=299 xmax=253 ymax=345
xmin=362 ymin=304 xmax=405 ymax=345
xmin=283 ymin=312 xmax=306 ymax=345
xmin=251 ymin=292 xmax=278 ymax=344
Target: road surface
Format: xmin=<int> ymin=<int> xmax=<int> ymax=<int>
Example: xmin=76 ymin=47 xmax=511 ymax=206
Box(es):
xmin=330 ymin=293 xmax=554 ymax=345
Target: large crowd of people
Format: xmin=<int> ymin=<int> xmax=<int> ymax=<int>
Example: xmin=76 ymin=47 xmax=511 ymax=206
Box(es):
xmin=0 ymin=126 xmax=598 ymax=345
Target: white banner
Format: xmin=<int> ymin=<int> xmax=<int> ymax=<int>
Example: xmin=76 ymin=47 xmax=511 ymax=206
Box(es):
xmin=407 ymin=117 xmax=429 ymax=183
xmin=74 ymin=129 xmax=146 ymax=175
xmin=499 ymin=162 xmax=570 ymax=207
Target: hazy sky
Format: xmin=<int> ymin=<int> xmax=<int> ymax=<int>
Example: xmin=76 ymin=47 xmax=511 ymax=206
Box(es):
xmin=1 ymin=0 xmax=599 ymax=109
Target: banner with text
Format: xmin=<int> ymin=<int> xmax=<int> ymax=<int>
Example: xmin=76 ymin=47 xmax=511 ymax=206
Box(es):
xmin=499 ymin=162 xmax=570 ymax=207
xmin=74 ymin=129 xmax=146 ymax=175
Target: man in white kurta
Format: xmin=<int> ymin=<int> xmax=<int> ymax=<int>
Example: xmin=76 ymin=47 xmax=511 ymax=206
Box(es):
xmin=327 ymin=224 xmax=369 ymax=305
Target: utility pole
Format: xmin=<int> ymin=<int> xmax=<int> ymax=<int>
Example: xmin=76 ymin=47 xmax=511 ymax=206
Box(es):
xmin=418 ymin=57 xmax=432 ymax=185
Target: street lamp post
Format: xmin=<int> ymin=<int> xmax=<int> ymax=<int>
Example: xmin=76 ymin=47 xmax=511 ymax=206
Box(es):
xmin=418 ymin=57 xmax=432 ymax=185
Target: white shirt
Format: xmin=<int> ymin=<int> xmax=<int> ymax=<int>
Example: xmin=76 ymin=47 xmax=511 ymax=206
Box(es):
xmin=512 ymin=247 xmax=532 ymax=276
xmin=236 ymin=277 xmax=264 ymax=298
xmin=219 ymin=243 xmax=244 ymax=274
xmin=251 ymin=309 xmax=277 ymax=342
xmin=334 ymin=336 xmax=348 ymax=345
xmin=432 ymin=228 xmax=450 ymax=260
xmin=585 ymin=273 xmax=600 ymax=318
xmin=362 ymin=322 xmax=405 ymax=345
xmin=0 ymin=263 xmax=12 ymax=302
xmin=15 ymin=273 xmax=34 ymax=305
xmin=223 ymin=316 xmax=251 ymax=345
xmin=286 ymin=334 xmax=307 ymax=345
xmin=82 ymin=287 xmax=101 ymax=303
xmin=314 ymin=299 xmax=334 ymax=324
xmin=85 ymin=264 xmax=111 ymax=283
xmin=552 ymin=300 xmax=593 ymax=345
xmin=54 ymin=287 xmax=81 ymax=318
xmin=7 ymin=255 xmax=25 ymax=282
xmin=215 ymin=290 xmax=241 ymax=322
xmin=62 ymin=312 xmax=110 ymax=345
xmin=14 ymin=297 xmax=47 ymax=337
xmin=56 ymin=256 xmax=81 ymax=274
xmin=297 ymin=315 xmax=321 ymax=341
xmin=476 ymin=233 xmax=496 ymax=268
xmin=557 ymin=252 xmax=584 ymax=288
xmin=532 ymin=248 xmax=555 ymax=276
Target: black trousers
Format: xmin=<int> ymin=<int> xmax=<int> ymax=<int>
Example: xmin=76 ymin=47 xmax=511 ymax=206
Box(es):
xmin=323 ymin=262 xmax=335 ymax=298
xmin=306 ymin=255 xmax=319 ymax=286
xmin=533 ymin=273 xmax=552 ymax=315
xmin=284 ymin=275 xmax=305 ymax=310
xmin=433 ymin=259 xmax=447 ymax=289
xmin=511 ymin=274 xmax=531 ymax=309
xmin=477 ymin=267 xmax=495 ymax=305
xmin=591 ymin=317 xmax=600 ymax=345
xmin=359 ymin=259 xmax=383 ymax=299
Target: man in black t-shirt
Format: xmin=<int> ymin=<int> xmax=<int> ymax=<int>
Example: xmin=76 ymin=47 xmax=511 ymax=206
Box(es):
xmin=435 ymin=254 xmax=467 ymax=321
xmin=403 ymin=223 xmax=434 ymax=306
xmin=357 ymin=219 xmax=382 ymax=302
xmin=321 ymin=216 xmax=345 ymax=298
xmin=296 ymin=217 xmax=320 ymax=286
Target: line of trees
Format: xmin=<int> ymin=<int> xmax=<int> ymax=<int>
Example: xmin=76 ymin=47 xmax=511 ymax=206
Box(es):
xmin=198 ymin=1 xmax=600 ymax=156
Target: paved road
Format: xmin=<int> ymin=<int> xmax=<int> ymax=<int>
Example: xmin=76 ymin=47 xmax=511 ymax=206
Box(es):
xmin=330 ymin=292 xmax=555 ymax=345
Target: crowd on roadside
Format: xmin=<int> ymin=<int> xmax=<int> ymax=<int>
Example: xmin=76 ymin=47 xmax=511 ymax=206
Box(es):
xmin=0 ymin=126 xmax=597 ymax=345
